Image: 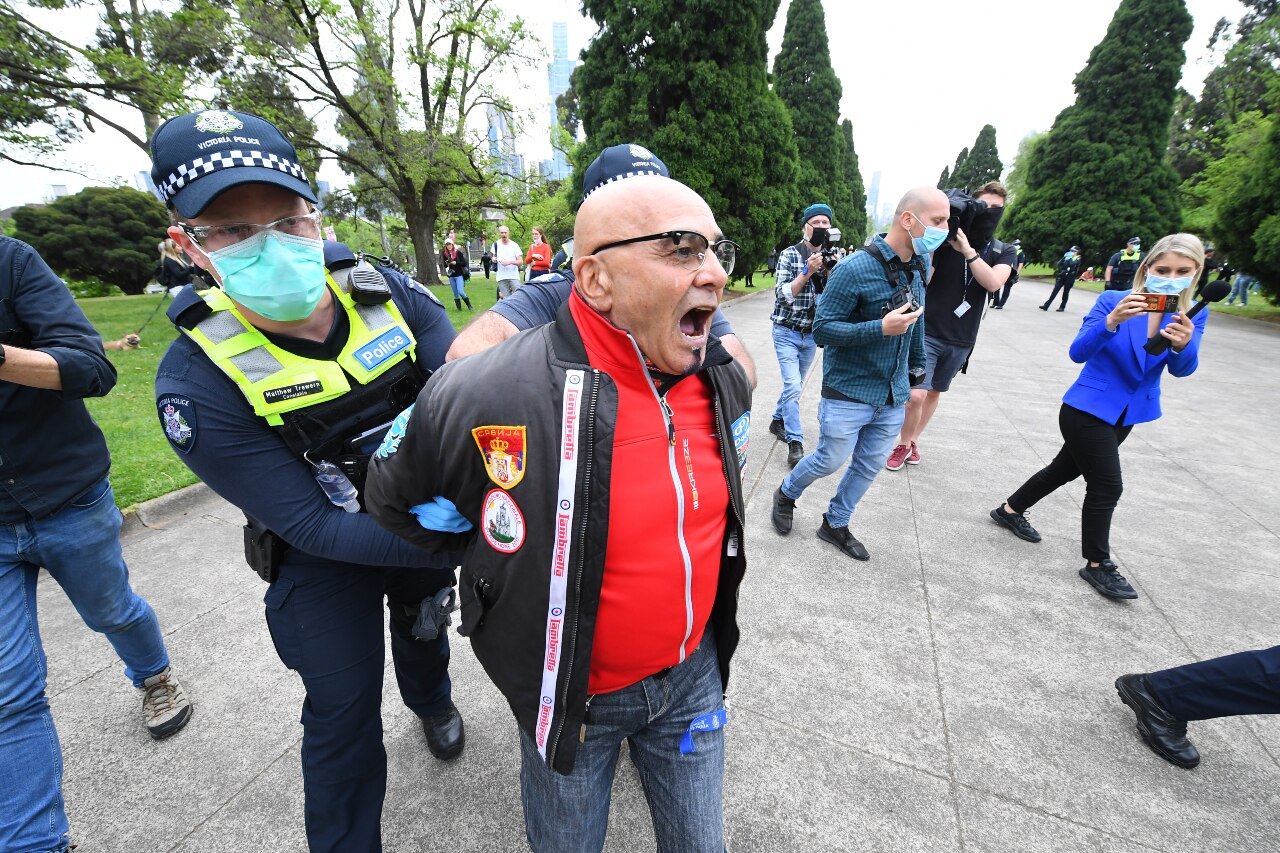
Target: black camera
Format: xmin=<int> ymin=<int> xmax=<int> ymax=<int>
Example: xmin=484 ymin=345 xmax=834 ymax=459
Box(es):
xmin=945 ymin=189 xmax=985 ymax=243
xmin=909 ymin=367 xmax=926 ymax=387
xmin=881 ymin=284 xmax=921 ymax=317
xmin=819 ymin=226 xmax=843 ymax=271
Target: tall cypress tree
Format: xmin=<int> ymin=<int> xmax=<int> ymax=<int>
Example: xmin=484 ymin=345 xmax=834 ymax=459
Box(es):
xmin=960 ymin=124 xmax=1003 ymax=189
xmin=574 ymin=0 xmax=798 ymax=274
xmin=771 ymin=0 xmax=854 ymax=231
xmin=1002 ymin=0 xmax=1193 ymax=265
xmin=937 ymin=166 xmax=951 ymax=189
xmin=838 ymin=119 xmax=869 ymax=242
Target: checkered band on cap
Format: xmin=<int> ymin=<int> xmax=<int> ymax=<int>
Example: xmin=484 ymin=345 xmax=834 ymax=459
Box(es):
xmin=156 ymin=149 xmax=308 ymax=205
xmin=581 ymin=165 xmax=666 ymax=201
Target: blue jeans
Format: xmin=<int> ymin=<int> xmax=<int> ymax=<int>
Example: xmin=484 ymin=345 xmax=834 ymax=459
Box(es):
xmin=447 ymin=274 xmax=467 ymax=300
xmin=771 ymin=325 xmax=818 ymax=443
xmin=519 ymin=631 xmax=726 ymax=853
xmin=782 ymin=398 xmax=906 ymax=528
xmin=1227 ymin=275 xmax=1254 ymax=305
xmin=0 ymin=477 xmax=169 ymax=853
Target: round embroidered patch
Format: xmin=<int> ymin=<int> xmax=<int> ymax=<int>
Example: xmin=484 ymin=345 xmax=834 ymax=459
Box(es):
xmin=194 ymin=110 xmax=243 ymax=134
xmin=481 ymin=489 xmax=525 ymax=554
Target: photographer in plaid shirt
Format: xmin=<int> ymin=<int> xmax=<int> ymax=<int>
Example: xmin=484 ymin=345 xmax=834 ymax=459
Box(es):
xmin=769 ymin=203 xmax=834 ymax=468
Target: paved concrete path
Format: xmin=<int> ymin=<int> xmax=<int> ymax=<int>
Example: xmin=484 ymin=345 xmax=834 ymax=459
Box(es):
xmin=42 ymin=280 xmax=1280 ymax=851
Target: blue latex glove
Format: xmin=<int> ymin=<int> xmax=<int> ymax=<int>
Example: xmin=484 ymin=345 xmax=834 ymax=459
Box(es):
xmin=409 ymin=497 xmax=473 ymax=533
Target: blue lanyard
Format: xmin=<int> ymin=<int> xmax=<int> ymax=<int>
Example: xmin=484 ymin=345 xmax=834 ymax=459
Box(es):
xmin=679 ymin=707 xmax=728 ymax=754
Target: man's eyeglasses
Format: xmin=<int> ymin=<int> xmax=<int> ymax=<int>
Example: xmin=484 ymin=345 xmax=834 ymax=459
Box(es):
xmin=589 ymin=230 xmax=738 ymax=275
xmin=180 ymin=209 xmax=323 ymax=249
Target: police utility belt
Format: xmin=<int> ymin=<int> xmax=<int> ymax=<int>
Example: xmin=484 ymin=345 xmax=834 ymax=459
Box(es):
xmin=176 ymin=253 xmax=428 ymax=583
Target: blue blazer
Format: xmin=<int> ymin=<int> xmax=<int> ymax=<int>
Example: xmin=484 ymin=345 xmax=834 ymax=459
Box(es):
xmin=1061 ymin=289 xmax=1207 ymax=426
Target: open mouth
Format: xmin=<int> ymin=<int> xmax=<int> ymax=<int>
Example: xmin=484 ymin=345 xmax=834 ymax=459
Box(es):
xmin=679 ymin=307 xmax=714 ymax=344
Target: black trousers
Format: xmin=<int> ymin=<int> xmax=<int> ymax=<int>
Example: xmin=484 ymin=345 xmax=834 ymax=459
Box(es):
xmin=1042 ymin=275 xmax=1075 ymax=308
xmin=1007 ymin=404 xmax=1132 ymax=562
xmin=994 ymin=281 xmax=1014 ymax=307
xmin=1150 ymin=645 xmax=1280 ymax=722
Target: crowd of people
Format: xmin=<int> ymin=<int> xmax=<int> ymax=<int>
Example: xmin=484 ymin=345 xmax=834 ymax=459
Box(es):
xmin=1 ymin=106 xmax=1276 ymax=853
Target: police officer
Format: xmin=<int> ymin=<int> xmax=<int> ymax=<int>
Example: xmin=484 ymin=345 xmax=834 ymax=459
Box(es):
xmin=150 ymin=110 xmax=463 ymax=853
xmin=1105 ymin=237 xmax=1142 ymax=291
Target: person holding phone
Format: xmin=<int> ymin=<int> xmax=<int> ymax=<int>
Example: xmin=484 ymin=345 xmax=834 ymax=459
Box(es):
xmin=989 ymin=233 xmax=1209 ymax=600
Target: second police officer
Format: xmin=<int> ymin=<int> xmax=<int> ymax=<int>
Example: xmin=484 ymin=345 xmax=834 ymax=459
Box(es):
xmin=149 ymin=110 xmax=464 ymax=853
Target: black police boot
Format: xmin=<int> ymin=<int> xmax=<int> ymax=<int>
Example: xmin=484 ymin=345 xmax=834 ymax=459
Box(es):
xmin=1115 ymin=674 xmax=1200 ymax=769
xmin=769 ymin=418 xmax=786 ymax=442
xmin=421 ymin=703 xmax=465 ymax=761
xmin=1039 ymin=303 xmax=1049 ymax=311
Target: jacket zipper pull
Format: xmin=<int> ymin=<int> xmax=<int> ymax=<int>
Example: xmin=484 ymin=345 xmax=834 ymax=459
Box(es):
xmin=661 ymin=398 xmax=676 ymax=446
xmin=579 ymin=694 xmax=594 ymax=743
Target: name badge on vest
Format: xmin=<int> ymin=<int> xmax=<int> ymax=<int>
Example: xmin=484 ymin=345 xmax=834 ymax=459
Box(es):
xmin=356 ymin=326 xmax=411 ymax=370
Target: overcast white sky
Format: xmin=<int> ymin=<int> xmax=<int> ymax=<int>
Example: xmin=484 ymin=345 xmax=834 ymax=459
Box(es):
xmin=0 ymin=0 xmax=1245 ymax=215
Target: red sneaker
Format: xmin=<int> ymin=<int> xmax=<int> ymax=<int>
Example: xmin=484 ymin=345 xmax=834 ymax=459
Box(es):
xmin=885 ymin=444 xmax=911 ymax=471
xmin=906 ymin=442 xmax=921 ymax=465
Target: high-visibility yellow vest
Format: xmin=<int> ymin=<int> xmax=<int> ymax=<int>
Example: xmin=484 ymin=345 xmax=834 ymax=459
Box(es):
xmin=182 ymin=275 xmax=417 ymax=426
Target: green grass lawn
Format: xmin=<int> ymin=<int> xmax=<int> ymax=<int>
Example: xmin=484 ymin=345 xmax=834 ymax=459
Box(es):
xmin=79 ymin=279 xmax=503 ymax=511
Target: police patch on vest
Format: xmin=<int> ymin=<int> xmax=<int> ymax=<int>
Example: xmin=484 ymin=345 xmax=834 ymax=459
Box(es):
xmin=376 ymin=404 xmax=415 ymax=459
xmin=355 ymin=327 xmax=411 ymax=370
xmin=263 ymin=380 xmax=324 ymax=404
xmin=481 ymin=489 xmax=525 ymax=553
xmin=156 ymin=396 xmax=197 ymax=454
xmin=472 ymin=425 xmax=527 ymax=489
xmin=730 ymin=412 xmax=750 ymax=470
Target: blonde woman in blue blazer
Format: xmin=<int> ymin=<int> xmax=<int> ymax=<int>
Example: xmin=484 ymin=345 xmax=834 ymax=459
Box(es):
xmin=990 ymin=233 xmax=1209 ymax=600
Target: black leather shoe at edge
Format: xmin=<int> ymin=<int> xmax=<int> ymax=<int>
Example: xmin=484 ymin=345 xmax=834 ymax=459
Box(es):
xmin=769 ymin=418 xmax=786 ymax=442
xmin=787 ymin=440 xmax=804 ymax=468
xmin=1115 ymin=674 xmax=1200 ymax=769
xmin=422 ymin=704 xmax=465 ymax=761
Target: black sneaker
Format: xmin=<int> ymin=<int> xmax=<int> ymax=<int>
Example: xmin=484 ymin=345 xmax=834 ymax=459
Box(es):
xmin=1079 ymin=560 xmax=1138 ymax=600
xmin=787 ymin=440 xmax=804 ymax=468
xmin=1115 ymin=674 xmax=1200 ymax=769
xmin=817 ymin=515 xmax=869 ymax=561
xmin=771 ymin=487 xmax=796 ymax=535
xmin=769 ymin=418 xmax=786 ymax=442
xmin=1038 ymin=303 xmax=1049 ymax=311
xmin=1055 ymin=306 xmax=1066 ymax=312
xmin=990 ymin=505 xmax=1041 ymax=543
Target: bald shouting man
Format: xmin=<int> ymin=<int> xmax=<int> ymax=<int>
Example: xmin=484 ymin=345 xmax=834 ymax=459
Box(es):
xmin=445 ymin=146 xmax=757 ymax=389
xmin=365 ymin=144 xmax=752 ymax=851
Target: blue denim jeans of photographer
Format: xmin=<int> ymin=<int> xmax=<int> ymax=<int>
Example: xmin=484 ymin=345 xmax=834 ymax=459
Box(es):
xmin=771 ymin=324 xmax=818 ymax=443
xmin=782 ymin=398 xmax=906 ymax=529
xmin=0 ymin=477 xmax=169 ymax=853
xmin=519 ymin=630 xmax=726 ymax=853
xmin=447 ymin=274 xmax=467 ymax=300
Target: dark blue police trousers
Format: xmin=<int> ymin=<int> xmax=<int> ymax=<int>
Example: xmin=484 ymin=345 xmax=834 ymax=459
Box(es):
xmin=264 ymin=555 xmax=455 ymax=853
xmin=1148 ymin=645 xmax=1280 ymax=721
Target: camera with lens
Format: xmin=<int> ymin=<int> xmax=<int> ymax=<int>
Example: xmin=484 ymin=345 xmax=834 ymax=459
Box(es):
xmin=818 ymin=226 xmax=843 ymax=271
xmin=945 ymin=189 xmax=985 ymax=243
xmin=880 ymin=283 xmax=921 ymax=318
xmin=908 ymin=366 xmax=926 ymax=387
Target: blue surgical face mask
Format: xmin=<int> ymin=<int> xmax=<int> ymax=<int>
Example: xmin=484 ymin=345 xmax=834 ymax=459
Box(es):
xmin=1145 ymin=274 xmax=1193 ymax=295
xmin=207 ymin=231 xmax=328 ymax=321
xmin=909 ymin=213 xmax=948 ymax=255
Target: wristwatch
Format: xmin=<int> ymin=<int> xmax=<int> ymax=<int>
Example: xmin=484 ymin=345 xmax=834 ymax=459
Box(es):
xmin=0 ymin=342 xmax=6 ymax=368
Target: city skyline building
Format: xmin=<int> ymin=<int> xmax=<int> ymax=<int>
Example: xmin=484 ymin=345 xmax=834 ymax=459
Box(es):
xmin=545 ymin=21 xmax=577 ymax=181
xmin=486 ymin=103 xmax=525 ymax=178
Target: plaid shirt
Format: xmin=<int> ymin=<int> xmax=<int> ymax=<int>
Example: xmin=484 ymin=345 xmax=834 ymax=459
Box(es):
xmin=812 ymin=234 xmax=928 ymax=406
xmin=771 ymin=243 xmax=824 ymax=332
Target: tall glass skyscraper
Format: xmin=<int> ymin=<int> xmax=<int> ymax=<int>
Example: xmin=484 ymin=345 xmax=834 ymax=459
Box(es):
xmin=547 ymin=22 xmax=577 ymax=180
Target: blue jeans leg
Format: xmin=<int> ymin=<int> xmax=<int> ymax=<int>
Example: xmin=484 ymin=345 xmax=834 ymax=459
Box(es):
xmin=519 ymin=631 xmax=726 ymax=853
xmin=771 ymin=325 xmax=817 ymax=443
xmin=448 ymin=275 xmax=467 ymax=300
xmin=826 ymin=403 xmax=906 ymax=528
xmin=33 ymin=478 xmax=169 ymax=687
xmin=0 ymin=533 xmax=70 ymax=853
xmin=781 ymin=399 xmax=905 ymax=528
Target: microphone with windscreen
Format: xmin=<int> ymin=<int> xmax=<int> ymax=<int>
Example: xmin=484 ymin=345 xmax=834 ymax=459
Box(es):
xmin=1143 ymin=278 xmax=1231 ymax=355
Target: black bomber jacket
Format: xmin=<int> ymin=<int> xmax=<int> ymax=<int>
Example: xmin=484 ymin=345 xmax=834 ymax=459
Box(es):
xmin=364 ymin=301 xmax=752 ymax=774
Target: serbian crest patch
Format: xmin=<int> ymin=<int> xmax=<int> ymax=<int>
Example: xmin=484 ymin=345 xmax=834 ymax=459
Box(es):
xmin=472 ymin=425 xmax=527 ymax=490
xmin=194 ymin=110 xmax=243 ymax=134
xmin=156 ymin=395 xmax=197 ymax=454
xmin=481 ymin=489 xmax=525 ymax=554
